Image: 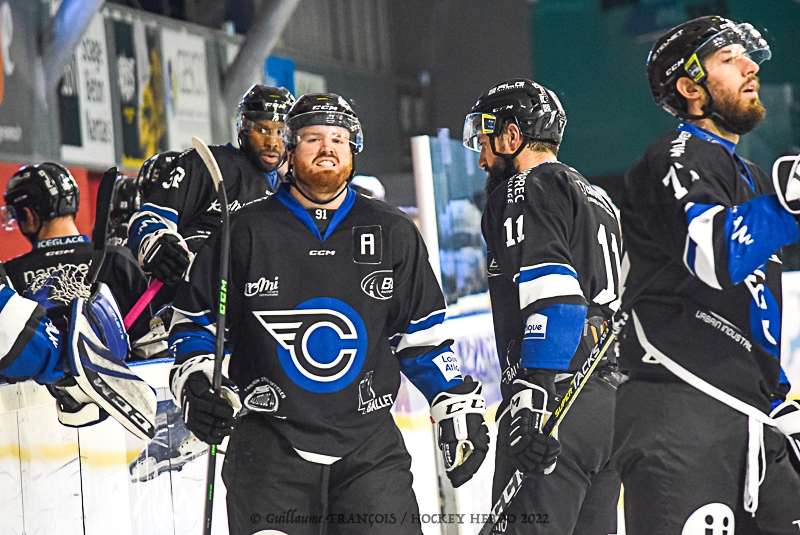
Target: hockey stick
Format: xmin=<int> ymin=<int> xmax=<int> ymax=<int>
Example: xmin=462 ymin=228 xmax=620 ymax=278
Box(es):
xmin=477 ymin=327 xmax=617 ymax=535
xmin=191 ymin=137 xmax=230 ymax=535
xmin=123 ymin=279 xmax=162 ymax=330
xmin=86 ymin=167 xmax=119 ymax=284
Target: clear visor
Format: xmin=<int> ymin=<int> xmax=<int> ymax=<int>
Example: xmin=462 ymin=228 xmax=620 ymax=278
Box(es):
xmin=237 ymin=111 xmax=287 ymax=134
xmin=285 ymin=111 xmax=363 ymax=154
xmin=0 ymin=205 xmax=17 ymax=231
xmin=462 ymin=112 xmax=497 ymax=152
xmin=687 ymin=24 xmax=771 ymax=82
xmin=239 ymin=116 xmax=285 ymax=139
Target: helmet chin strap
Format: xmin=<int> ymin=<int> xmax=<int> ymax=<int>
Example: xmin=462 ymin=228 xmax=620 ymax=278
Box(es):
xmin=489 ymin=133 xmax=528 ymax=163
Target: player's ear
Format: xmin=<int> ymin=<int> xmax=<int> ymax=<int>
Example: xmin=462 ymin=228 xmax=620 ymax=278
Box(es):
xmin=506 ymin=122 xmax=524 ymax=152
xmin=676 ymin=77 xmax=705 ymax=111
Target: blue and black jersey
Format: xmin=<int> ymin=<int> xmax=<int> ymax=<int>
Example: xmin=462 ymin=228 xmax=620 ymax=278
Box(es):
xmin=620 ymin=124 xmax=798 ymax=411
xmin=169 ymin=185 xmax=462 ymax=460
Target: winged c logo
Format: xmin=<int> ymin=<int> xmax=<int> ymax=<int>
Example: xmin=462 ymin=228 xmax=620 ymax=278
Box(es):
xmin=253 ymin=297 xmax=367 ymax=393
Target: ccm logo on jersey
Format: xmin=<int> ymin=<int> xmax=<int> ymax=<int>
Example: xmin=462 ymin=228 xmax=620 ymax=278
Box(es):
xmin=361 ymin=270 xmax=393 ymax=300
xmin=309 ymin=250 xmax=336 ymax=256
xmin=253 ymin=298 xmax=367 ymax=393
xmin=524 ymin=313 xmax=548 ymax=340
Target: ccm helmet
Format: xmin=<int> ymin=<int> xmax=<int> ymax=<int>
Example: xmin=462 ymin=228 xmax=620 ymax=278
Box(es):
xmin=135 ymin=151 xmax=180 ymax=199
xmin=4 ymin=162 xmax=80 ymax=229
xmin=237 ymin=84 xmax=295 ymax=134
xmin=646 ymin=16 xmax=770 ymax=132
xmin=283 ymin=93 xmax=364 ymax=155
xmin=463 ymin=79 xmax=566 ymax=158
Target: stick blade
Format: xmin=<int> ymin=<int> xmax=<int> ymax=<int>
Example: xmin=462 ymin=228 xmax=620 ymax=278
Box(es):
xmin=191 ymin=137 xmax=223 ymax=191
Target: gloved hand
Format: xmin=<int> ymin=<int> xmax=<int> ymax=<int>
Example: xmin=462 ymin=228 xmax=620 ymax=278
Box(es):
xmin=772 ymin=154 xmax=800 ymax=216
xmin=431 ymin=375 xmax=489 ymax=488
xmin=509 ymin=369 xmax=562 ymax=475
xmin=140 ymin=231 xmax=191 ymax=286
xmin=770 ymin=399 xmax=800 ymax=472
xmin=181 ymin=371 xmax=241 ymax=445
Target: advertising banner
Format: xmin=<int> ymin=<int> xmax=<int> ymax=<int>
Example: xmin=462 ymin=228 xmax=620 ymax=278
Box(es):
xmin=0 ymin=1 xmax=35 ymax=157
xmin=59 ymin=11 xmax=115 ymax=167
xmin=113 ymin=18 xmax=167 ymax=170
xmin=161 ymin=28 xmax=211 ymax=151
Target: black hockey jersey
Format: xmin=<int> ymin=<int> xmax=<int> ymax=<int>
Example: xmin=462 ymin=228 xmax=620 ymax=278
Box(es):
xmin=620 ymin=123 xmax=799 ymax=412
xmin=3 ymin=235 xmax=150 ymax=340
xmin=170 ymin=185 xmax=462 ymax=459
xmin=482 ymin=162 xmax=621 ymax=411
xmin=128 ymin=144 xmax=281 ymax=257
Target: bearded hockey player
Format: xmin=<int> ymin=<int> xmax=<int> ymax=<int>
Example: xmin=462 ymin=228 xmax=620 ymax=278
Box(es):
xmin=611 ymin=16 xmax=800 ymax=534
xmin=465 ymin=79 xmax=623 ymax=534
xmin=169 ymin=93 xmax=489 ymax=535
xmin=2 ymin=163 xmax=149 ymax=339
xmin=127 ymin=85 xmax=295 ymax=295
xmin=0 ymin=261 xmax=156 ymax=440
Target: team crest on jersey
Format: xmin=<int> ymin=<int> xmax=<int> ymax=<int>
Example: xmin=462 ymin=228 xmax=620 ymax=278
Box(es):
xmin=357 ymin=370 xmax=393 ymax=414
xmin=253 ymin=297 xmax=367 ymax=393
xmin=243 ymin=377 xmax=285 ymax=413
xmin=361 ymin=270 xmax=393 ymax=300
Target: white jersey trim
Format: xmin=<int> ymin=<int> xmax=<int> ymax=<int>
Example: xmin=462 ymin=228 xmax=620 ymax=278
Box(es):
xmin=685 ymin=203 xmax=724 ymax=290
xmin=0 ymin=288 xmax=38 ymax=360
xmin=294 ymin=449 xmax=341 ymax=465
xmin=518 ymin=274 xmax=583 ymax=310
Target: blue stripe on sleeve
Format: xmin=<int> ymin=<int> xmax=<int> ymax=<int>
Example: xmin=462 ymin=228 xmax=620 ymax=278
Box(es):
xmin=520 ymin=303 xmax=587 ymax=370
xmin=725 ymin=195 xmax=799 ymax=285
xmin=168 ymin=330 xmax=216 ymax=359
xmin=398 ymin=346 xmax=463 ymax=404
xmin=515 ymin=264 xmax=576 ymax=286
xmin=2 ymin=318 xmax=65 ymax=384
xmin=406 ymin=310 xmax=447 ymax=335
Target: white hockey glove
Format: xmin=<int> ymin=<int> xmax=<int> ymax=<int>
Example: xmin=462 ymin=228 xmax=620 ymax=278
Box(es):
xmin=509 ymin=370 xmax=562 ymax=475
xmin=772 ymin=154 xmax=800 ymax=215
xmin=770 ymin=400 xmax=800 ymax=469
xmin=171 ymin=355 xmax=242 ymax=445
xmin=431 ymin=375 xmax=489 ymax=488
xmin=139 ymin=230 xmax=192 ymax=286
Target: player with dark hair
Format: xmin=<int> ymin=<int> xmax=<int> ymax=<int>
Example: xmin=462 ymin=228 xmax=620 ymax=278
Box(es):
xmin=2 ymin=163 xmax=149 ymax=339
xmin=169 ymin=93 xmax=489 ymax=534
xmin=127 ymin=85 xmax=295 ymax=292
xmin=612 ymin=16 xmax=800 ymax=533
xmin=465 ymin=79 xmax=623 ymax=534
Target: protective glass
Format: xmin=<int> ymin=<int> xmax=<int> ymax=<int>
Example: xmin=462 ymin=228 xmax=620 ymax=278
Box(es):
xmin=462 ymin=112 xmax=497 ymax=152
xmin=285 ymin=111 xmax=363 ymax=154
xmin=0 ymin=205 xmax=17 ymax=231
xmin=239 ymin=115 xmax=285 ymax=139
xmin=686 ymin=23 xmax=771 ymax=83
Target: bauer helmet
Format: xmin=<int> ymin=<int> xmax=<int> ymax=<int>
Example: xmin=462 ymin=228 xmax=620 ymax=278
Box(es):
xmin=135 ymin=151 xmax=180 ymax=199
xmin=463 ymin=78 xmax=566 ymax=157
xmin=283 ymin=93 xmax=363 ymax=155
xmin=646 ymin=16 xmax=770 ymax=130
xmin=237 ymin=84 xmax=295 ymax=134
xmin=4 ymin=162 xmax=80 ymax=230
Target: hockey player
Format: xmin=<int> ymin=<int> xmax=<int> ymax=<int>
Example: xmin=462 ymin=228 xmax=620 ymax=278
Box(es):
xmin=169 ymin=93 xmax=490 ymax=535
xmin=612 ymin=16 xmax=800 ymax=534
xmin=108 ymin=174 xmax=141 ymax=248
xmin=2 ymin=163 xmax=150 ymax=339
xmin=0 ymin=261 xmax=156 ymax=440
xmin=464 ymin=79 xmax=623 ymax=534
xmin=127 ymin=85 xmax=295 ymax=293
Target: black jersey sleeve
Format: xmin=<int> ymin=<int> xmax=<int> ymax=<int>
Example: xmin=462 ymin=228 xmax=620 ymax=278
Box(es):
xmin=631 ymin=134 xmax=799 ymax=290
xmin=386 ymin=217 xmax=463 ymax=404
xmin=483 ymin=169 xmax=590 ymax=370
xmin=98 ymin=246 xmax=150 ymax=340
xmin=128 ymin=149 xmax=213 ymax=262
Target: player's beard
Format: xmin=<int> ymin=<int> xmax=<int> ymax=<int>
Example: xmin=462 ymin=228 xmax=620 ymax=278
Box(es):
xmin=709 ymin=76 xmax=766 ymax=135
xmin=240 ymin=136 xmax=282 ymax=173
xmin=293 ymin=156 xmax=352 ymax=199
xmin=484 ymin=156 xmax=519 ymax=196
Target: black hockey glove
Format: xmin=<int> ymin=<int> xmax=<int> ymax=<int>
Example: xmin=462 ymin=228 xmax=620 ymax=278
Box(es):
xmin=509 ymin=369 xmax=562 ymax=475
xmin=772 ymin=154 xmax=800 ymax=217
xmin=181 ymin=372 xmax=240 ymax=445
xmin=431 ymin=376 xmax=489 ymax=488
xmin=141 ymin=232 xmax=191 ymax=286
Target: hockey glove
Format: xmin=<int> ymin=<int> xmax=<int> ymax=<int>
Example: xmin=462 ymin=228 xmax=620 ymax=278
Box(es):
xmin=181 ymin=371 xmax=241 ymax=445
xmin=770 ymin=400 xmax=800 ymax=472
xmin=140 ymin=231 xmax=191 ymax=286
xmin=509 ymin=370 xmax=562 ymax=475
xmin=431 ymin=375 xmax=489 ymax=488
xmin=772 ymin=154 xmax=800 ymax=216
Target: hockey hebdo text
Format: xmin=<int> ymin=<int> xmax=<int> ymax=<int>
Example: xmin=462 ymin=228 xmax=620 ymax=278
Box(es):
xmin=249 ymin=510 xmax=549 ymax=526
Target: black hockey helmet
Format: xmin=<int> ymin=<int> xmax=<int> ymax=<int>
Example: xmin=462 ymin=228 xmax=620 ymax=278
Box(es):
xmin=110 ymin=175 xmax=141 ymax=229
xmin=283 ymin=93 xmax=363 ymax=154
xmin=237 ymin=84 xmax=295 ymax=134
xmin=135 ymin=151 xmax=180 ymax=199
xmin=4 ymin=162 xmax=80 ymax=226
xmin=646 ymin=16 xmax=770 ymax=127
xmin=463 ymin=79 xmax=566 ymax=157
